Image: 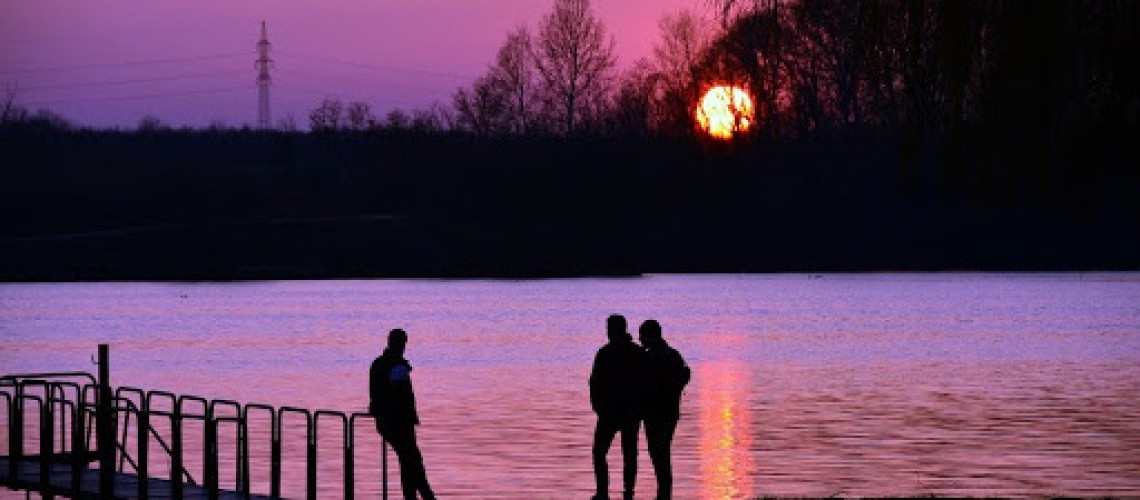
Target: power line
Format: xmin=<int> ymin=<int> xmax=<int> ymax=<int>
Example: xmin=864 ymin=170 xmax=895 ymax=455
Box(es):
xmin=277 ymin=69 xmax=462 ymax=90
xmin=16 ymin=69 xmax=250 ymax=93
xmin=277 ymin=51 xmax=476 ymax=81
xmin=0 ymin=53 xmax=250 ymax=75
xmin=24 ymin=86 xmax=250 ymax=106
xmin=279 ymin=85 xmax=447 ymax=101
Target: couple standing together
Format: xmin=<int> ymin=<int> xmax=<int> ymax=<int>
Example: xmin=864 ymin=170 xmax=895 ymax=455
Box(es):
xmin=368 ymin=314 xmax=689 ymax=500
xmin=591 ymin=314 xmax=691 ymax=500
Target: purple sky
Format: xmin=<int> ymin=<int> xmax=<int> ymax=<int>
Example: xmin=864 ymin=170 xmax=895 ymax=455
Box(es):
xmin=1 ymin=0 xmax=707 ymax=130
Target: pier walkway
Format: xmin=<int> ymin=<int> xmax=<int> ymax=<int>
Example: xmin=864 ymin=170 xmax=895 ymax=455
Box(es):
xmin=0 ymin=456 xmax=273 ymax=499
xmin=1 ymin=345 xmax=390 ymax=499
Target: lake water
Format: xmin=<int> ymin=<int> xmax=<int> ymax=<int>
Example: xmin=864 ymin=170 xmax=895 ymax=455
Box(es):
xmin=2 ymin=274 xmax=1139 ymax=498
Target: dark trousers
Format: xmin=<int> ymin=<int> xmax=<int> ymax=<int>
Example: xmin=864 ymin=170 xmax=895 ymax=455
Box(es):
xmin=645 ymin=416 xmax=679 ymax=500
xmin=593 ymin=416 xmax=640 ymax=499
xmin=379 ymin=423 xmax=436 ymax=500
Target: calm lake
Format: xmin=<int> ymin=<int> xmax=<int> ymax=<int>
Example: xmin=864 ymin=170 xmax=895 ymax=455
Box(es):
xmin=2 ymin=274 xmax=1139 ymax=498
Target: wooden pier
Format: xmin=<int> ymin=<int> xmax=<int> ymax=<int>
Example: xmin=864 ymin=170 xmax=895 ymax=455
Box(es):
xmin=1 ymin=344 xmax=389 ymax=499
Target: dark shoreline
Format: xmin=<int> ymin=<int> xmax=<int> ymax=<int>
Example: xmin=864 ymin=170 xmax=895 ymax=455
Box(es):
xmin=3 ymin=129 xmax=1137 ymax=282
xmin=2 ymin=215 xmax=1135 ymax=282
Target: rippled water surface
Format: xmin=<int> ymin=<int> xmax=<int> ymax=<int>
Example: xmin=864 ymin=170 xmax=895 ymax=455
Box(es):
xmin=2 ymin=274 xmax=1139 ymax=498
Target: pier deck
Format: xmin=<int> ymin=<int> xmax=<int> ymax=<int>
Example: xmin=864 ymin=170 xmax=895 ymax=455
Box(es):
xmin=1 ymin=456 xmax=275 ymax=500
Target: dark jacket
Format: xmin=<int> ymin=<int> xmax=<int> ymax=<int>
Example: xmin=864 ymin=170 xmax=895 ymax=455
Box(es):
xmin=589 ymin=335 xmax=646 ymax=422
xmin=370 ymin=349 xmax=420 ymax=427
xmin=643 ymin=341 xmax=690 ymax=420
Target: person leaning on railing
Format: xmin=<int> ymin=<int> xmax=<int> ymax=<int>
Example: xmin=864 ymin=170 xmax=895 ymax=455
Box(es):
xmin=370 ymin=328 xmax=438 ymax=500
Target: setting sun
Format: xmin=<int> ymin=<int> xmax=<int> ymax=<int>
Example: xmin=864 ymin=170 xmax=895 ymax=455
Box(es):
xmin=696 ymin=86 xmax=755 ymax=140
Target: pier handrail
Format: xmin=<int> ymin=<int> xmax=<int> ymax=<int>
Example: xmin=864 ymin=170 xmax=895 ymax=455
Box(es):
xmin=116 ymin=386 xmax=196 ymax=485
xmin=0 ymin=372 xmax=98 ymax=387
xmin=2 ymin=369 xmax=391 ymax=500
xmin=315 ymin=410 xmax=349 ymax=499
xmin=1 ymin=390 xmax=11 ymax=481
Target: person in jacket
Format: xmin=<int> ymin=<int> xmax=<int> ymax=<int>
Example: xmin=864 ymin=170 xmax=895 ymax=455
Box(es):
xmin=639 ymin=319 xmax=690 ymax=500
xmin=589 ymin=314 xmax=646 ymax=500
xmin=370 ymin=328 xmax=437 ymax=500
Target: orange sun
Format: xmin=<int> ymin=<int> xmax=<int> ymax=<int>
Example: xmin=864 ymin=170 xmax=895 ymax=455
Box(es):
xmin=696 ymin=86 xmax=755 ymax=140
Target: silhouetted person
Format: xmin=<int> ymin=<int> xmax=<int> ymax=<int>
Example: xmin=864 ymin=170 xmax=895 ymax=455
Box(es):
xmin=590 ymin=314 xmax=645 ymax=500
xmin=370 ymin=328 xmax=437 ymax=500
xmin=639 ymin=319 xmax=690 ymax=500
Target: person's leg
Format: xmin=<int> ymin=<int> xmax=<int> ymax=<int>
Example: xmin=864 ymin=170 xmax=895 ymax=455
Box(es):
xmin=593 ymin=418 xmax=620 ymax=499
xmin=619 ymin=419 xmax=641 ymax=500
xmin=405 ymin=426 xmax=436 ymax=500
xmin=645 ymin=417 xmax=678 ymax=500
xmin=382 ymin=425 xmax=420 ymax=500
xmin=645 ymin=418 xmax=664 ymax=499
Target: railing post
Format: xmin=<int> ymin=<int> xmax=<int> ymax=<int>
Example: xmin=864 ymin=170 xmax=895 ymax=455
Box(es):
xmin=97 ymin=344 xmax=114 ymax=499
xmin=206 ymin=414 xmax=219 ymax=500
xmin=71 ymin=398 xmax=83 ymax=495
xmin=40 ymin=394 xmax=52 ymax=499
xmin=240 ymin=414 xmax=250 ymax=498
xmin=172 ymin=403 xmax=184 ymax=499
xmin=271 ymin=415 xmax=281 ymax=499
xmin=138 ymin=406 xmax=149 ymax=500
xmin=11 ymin=383 xmax=23 ymax=482
xmin=307 ymin=420 xmax=317 ymax=500
xmin=345 ymin=427 xmax=354 ymax=500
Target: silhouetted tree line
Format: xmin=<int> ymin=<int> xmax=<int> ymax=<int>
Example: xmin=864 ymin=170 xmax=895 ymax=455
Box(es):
xmin=446 ymin=0 xmax=1138 ymax=209
xmin=1 ymin=123 xmax=1136 ymax=280
xmin=0 ymin=0 xmax=1136 ymax=279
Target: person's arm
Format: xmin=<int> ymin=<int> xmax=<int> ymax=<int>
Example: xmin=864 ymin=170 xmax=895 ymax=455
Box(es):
xmin=589 ymin=350 xmax=611 ymax=416
xmin=390 ymin=364 xmax=417 ymax=423
xmin=369 ymin=359 xmax=382 ymax=414
xmin=674 ymin=350 xmax=691 ymax=390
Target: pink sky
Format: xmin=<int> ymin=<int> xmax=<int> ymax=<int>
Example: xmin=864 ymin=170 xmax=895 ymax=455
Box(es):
xmin=0 ymin=0 xmax=708 ymax=129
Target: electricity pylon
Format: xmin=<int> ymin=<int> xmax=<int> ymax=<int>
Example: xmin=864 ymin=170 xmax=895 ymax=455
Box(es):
xmin=256 ymin=21 xmax=273 ymax=129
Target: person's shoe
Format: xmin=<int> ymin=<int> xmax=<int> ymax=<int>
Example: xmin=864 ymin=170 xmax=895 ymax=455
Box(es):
xmin=623 ymin=491 xmax=634 ymax=500
xmin=591 ymin=495 xmax=609 ymax=500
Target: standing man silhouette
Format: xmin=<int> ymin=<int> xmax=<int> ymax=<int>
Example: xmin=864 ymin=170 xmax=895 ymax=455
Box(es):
xmin=639 ymin=319 xmax=690 ymax=500
xmin=370 ymin=328 xmax=438 ymax=500
xmin=590 ymin=314 xmax=646 ymax=500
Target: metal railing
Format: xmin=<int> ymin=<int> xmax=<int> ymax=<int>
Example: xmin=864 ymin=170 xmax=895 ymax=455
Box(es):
xmin=1 ymin=369 xmax=389 ymax=499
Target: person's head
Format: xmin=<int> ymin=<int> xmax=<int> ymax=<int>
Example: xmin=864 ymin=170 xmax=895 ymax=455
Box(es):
xmin=387 ymin=328 xmax=408 ymax=355
xmin=606 ymin=314 xmax=628 ymax=342
xmin=638 ymin=319 xmax=663 ymax=347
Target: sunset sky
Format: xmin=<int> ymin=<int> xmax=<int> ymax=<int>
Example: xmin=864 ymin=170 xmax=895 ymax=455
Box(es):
xmin=1 ymin=0 xmax=705 ymax=129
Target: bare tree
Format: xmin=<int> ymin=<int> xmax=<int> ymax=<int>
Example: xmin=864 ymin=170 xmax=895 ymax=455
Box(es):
xmin=431 ymin=100 xmax=457 ymax=131
xmin=706 ymin=0 xmax=766 ymax=26
xmin=453 ymin=76 xmax=508 ymax=136
xmin=1 ymin=84 xmax=28 ymax=125
xmin=137 ymin=115 xmax=168 ymax=132
xmin=655 ymin=11 xmax=711 ymax=94
xmin=533 ymin=0 xmax=616 ymax=135
xmin=309 ymin=98 xmax=343 ymax=131
xmin=345 ymin=100 xmax=376 ymax=131
xmin=489 ymin=26 xmax=537 ymax=134
xmin=411 ymin=108 xmax=443 ymax=132
xmin=385 ymin=108 xmax=411 ymax=130
xmin=607 ymin=58 xmax=659 ymax=136
xmin=653 ymin=11 xmax=713 ymax=135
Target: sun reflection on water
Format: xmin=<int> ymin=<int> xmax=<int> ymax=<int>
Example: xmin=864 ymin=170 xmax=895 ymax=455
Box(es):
xmin=699 ymin=362 xmax=754 ymax=499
